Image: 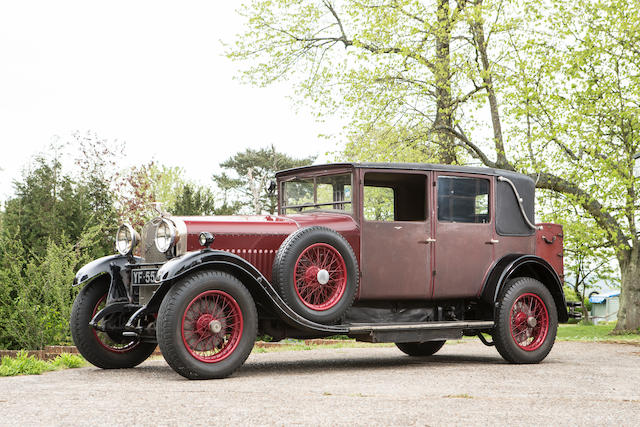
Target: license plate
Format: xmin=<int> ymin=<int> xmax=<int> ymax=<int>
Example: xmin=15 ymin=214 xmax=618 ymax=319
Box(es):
xmin=131 ymin=269 xmax=158 ymax=285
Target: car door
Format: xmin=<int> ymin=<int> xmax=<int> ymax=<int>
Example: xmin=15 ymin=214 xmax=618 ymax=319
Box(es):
xmin=432 ymin=173 xmax=495 ymax=299
xmin=359 ymin=170 xmax=432 ymax=300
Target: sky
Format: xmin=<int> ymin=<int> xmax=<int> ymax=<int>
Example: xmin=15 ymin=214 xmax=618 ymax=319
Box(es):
xmin=0 ymin=1 xmax=343 ymax=201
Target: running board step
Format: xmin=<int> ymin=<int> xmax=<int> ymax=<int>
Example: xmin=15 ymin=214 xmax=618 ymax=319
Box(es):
xmin=346 ymin=320 xmax=495 ymax=343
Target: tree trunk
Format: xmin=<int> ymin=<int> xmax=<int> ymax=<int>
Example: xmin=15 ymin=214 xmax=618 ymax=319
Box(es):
xmin=615 ymin=246 xmax=640 ymax=332
xmin=433 ymin=0 xmax=457 ymax=165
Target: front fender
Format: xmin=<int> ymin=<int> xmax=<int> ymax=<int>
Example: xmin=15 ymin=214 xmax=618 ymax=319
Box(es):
xmin=148 ymin=249 xmax=346 ymax=335
xmin=73 ymin=254 xmax=143 ymax=287
xmin=155 ymin=249 xmax=223 ymax=282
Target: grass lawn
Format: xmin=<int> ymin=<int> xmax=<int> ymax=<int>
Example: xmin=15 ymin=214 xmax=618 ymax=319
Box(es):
xmin=556 ymin=323 xmax=640 ymax=342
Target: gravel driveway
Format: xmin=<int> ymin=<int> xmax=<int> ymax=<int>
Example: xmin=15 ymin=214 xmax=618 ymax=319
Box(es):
xmin=1 ymin=340 xmax=639 ymax=426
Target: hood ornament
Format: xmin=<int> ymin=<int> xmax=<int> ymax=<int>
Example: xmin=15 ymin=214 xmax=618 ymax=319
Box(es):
xmin=151 ymin=202 xmax=170 ymax=217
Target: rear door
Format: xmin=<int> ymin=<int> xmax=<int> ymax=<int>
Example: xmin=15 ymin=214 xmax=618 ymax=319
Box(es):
xmin=432 ymin=173 xmax=495 ymax=299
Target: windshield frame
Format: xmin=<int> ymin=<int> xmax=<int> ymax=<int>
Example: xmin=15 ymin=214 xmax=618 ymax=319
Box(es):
xmin=278 ymin=170 xmax=354 ymax=216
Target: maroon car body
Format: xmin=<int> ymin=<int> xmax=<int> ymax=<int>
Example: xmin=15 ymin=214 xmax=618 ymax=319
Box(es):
xmin=71 ymin=163 xmax=567 ymax=379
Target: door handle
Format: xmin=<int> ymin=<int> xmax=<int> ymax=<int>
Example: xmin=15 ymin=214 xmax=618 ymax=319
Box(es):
xmin=418 ymin=238 xmax=436 ymax=244
xmin=486 ymin=239 xmax=499 ymax=244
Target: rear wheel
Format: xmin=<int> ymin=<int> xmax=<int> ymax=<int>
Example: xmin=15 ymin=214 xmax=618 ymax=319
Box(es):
xmin=70 ymin=278 xmax=157 ymax=369
xmin=157 ymin=270 xmax=257 ymax=379
xmin=493 ymin=277 xmax=558 ymax=364
xmin=395 ymin=340 xmax=446 ymax=357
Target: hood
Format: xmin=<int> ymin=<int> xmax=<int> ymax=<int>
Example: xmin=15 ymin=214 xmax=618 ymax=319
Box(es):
xmin=174 ymin=212 xmax=358 ymax=252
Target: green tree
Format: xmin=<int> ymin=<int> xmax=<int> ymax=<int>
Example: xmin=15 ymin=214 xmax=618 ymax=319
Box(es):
xmin=230 ymin=0 xmax=640 ymax=331
xmin=213 ymin=145 xmax=315 ymax=214
xmin=3 ymin=153 xmax=115 ymax=258
xmin=170 ymin=183 xmax=239 ymax=216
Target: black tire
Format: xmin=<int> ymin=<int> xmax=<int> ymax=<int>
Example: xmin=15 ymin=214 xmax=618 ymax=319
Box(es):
xmin=157 ymin=270 xmax=257 ymax=379
xmin=272 ymin=226 xmax=359 ymax=324
xmin=70 ymin=278 xmax=157 ymax=369
xmin=493 ymin=277 xmax=558 ymax=364
xmin=396 ymin=340 xmax=446 ymax=357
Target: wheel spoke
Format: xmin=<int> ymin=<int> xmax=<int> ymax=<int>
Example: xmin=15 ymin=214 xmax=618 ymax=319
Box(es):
xmin=181 ymin=290 xmax=244 ymax=363
xmin=293 ymin=243 xmax=347 ymax=311
xmin=509 ymin=292 xmax=549 ymax=351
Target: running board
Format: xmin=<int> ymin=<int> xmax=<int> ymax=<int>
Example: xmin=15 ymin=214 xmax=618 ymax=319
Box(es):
xmin=346 ymin=320 xmax=495 ymax=343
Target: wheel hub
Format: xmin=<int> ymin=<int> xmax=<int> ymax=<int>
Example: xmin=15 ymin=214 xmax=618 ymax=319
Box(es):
xmin=316 ymin=269 xmax=330 ymax=285
xmin=514 ymin=311 xmax=528 ymax=326
xmin=304 ymin=266 xmax=320 ymax=285
xmin=209 ymin=319 xmax=223 ymax=334
xmin=195 ymin=314 xmax=214 ymax=335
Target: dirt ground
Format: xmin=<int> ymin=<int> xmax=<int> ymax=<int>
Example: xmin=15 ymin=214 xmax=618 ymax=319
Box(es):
xmin=1 ymin=340 xmax=639 ymax=426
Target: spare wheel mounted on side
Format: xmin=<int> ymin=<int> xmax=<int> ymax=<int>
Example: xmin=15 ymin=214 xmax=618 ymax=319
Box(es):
xmin=272 ymin=226 xmax=359 ymax=324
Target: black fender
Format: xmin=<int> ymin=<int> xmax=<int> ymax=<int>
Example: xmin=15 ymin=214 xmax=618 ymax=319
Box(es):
xmin=73 ymin=255 xmax=142 ymax=287
xmin=481 ymin=254 xmax=568 ymax=323
xmin=128 ymin=249 xmax=347 ymax=335
xmin=74 ymin=254 xmax=143 ymax=308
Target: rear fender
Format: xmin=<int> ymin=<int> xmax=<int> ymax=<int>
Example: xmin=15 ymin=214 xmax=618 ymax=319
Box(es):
xmin=481 ymin=254 xmax=568 ymax=323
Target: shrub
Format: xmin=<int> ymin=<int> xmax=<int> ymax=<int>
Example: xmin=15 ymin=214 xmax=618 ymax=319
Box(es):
xmin=0 ymin=351 xmax=86 ymax=376
xmin=0 ymin=226 xmax=101 ymax=350
xmin=0 ymin=351 xmax=51 ymax=376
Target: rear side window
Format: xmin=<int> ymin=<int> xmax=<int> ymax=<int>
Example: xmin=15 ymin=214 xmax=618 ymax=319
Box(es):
xmin=438 ymin=176 xmax=490 ymax=223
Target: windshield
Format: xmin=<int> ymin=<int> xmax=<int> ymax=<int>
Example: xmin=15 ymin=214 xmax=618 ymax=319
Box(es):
xmin=281 ymin=173 xmax=353 ymax=214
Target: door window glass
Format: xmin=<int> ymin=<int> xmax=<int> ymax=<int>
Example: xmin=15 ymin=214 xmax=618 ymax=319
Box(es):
xmin=438 ymin=176 xmax=490 ymax=223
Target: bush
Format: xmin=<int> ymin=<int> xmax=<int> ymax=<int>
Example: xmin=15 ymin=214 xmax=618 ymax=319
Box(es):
xmin=0 ymin=351 xmax=86 ymax=376
xmin=0 ymin=351 xmax=51 ymax=376
xmin=0 ymin=226 xmax=101 ymax=350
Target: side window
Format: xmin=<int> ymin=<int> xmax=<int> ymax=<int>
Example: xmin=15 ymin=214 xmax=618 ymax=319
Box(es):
xmin=437 ymin=176 xmax=490 ymax=223
xmin=363 ymin=172 xmax=426 ymax=221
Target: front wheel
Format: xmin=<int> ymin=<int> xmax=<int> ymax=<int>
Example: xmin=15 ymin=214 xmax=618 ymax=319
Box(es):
xmin=395 ymin=340 xmax=446 ymax=357
xmin=157 ymin=270 xmax=257 ymax=379
xmin=70 ymin=278 xmax=157 ymax=369
xmin=493 ymin=277 xmax=558 ymax=364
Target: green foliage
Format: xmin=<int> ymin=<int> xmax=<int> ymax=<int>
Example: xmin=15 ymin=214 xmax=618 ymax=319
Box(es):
xmin=170 ymin=183 xmax=218 ymax=216
xmin=213 ymin=144 xmax=315 ymax=214
xmin=3 ymin=154 xmax=116 ymax=258
xmin=0 ymin=351 xmax=51 ymax=376
xmin=0 ymin=225 xmax=98 ymax=350
xmin=0 ymin=351 xmax=86 ymax=376
xmin=49 ymin=353 xmax=86 ymax=369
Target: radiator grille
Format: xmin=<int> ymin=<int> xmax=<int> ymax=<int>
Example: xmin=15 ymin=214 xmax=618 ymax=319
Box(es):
xmin=141 ymin=218 xmax=169 ymax=263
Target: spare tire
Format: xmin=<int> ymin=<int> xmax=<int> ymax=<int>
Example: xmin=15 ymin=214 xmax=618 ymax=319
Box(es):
xmin=272 ymin=226 xmax=359 ymax=324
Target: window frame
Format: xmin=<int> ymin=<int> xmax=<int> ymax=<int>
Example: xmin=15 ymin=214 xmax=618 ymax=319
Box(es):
xmin=361 ymin=170 xmax=429 ymax=224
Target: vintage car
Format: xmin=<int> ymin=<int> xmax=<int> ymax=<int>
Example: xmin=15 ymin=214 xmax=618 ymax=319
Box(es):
xmin=70 ymin=163 xmax=567 ymax=379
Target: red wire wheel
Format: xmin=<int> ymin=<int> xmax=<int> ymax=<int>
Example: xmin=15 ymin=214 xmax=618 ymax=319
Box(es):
xmin=509 ymin=292 xmax=549 ymax=351
xmin=92 ymin=294 xmax=139 ymax=353
xmin=181 ymin=290 xmax=244 ymax=363
xmin=293 ymin=243 xmax=347 ymax=311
